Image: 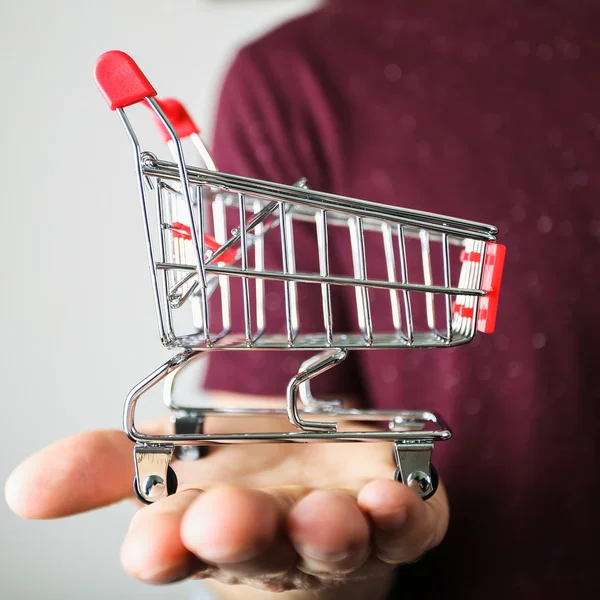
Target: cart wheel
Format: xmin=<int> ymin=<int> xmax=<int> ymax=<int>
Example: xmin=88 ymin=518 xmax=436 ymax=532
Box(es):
xmin=173 ymin=413 xmax=208 ymax=461
xmin=133 ymin=466 xmax=178 ymax=505
xmin=395 ymin=464 xmax=439 ymax=501
xmin=175 ymin=445 xmax=209 ymax=460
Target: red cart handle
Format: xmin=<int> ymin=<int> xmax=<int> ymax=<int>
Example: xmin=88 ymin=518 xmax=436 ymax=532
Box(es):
xmin=94 ymin=50 xmax=157 ymax=110
xmin=171 ymin=222 xmax=237 ymax=264
xmin=149 ymin=98 xmax=200 ymax=142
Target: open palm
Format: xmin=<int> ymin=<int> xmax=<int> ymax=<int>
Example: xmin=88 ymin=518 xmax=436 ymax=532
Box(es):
xmin=6 ymin=396 xmax=449 ymax=598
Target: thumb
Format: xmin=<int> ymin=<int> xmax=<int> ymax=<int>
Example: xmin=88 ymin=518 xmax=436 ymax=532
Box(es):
xmin=5 ymin=418 xmax=168 ymax=519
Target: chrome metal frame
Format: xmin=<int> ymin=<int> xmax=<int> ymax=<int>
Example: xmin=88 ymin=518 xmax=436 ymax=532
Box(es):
xmin=99 ymin=66 xmax=501 ymax=504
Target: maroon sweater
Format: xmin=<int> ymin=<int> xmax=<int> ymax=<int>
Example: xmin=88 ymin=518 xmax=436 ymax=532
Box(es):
xmin=203 ymin=0 xmax=600 ymax=596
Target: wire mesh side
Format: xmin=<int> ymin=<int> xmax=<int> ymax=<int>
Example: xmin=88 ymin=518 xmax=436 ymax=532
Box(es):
xmin=141 ymin=172 xmax=489 ymax=350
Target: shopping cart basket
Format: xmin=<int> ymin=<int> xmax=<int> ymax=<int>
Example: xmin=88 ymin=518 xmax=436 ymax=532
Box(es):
xmin=94 ymin=50 xmax=506 ymax=504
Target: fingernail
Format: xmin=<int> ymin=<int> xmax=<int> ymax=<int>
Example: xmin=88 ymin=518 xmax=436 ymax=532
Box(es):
xmin=138 ymin=562 xmax=193 ymax=583
xmin=298 ymin=545 xmax=351 ymax=562
xmin=199 ymin=543 xmax=264 ymax=564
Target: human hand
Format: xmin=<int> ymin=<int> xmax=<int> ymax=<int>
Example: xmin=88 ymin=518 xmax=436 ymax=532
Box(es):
xmin=5 ymin=395 xmax=449 ymax=599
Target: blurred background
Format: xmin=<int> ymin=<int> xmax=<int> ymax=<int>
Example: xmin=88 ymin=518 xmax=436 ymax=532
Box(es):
xmin=0 ymin=0 xmax=316 ymax=597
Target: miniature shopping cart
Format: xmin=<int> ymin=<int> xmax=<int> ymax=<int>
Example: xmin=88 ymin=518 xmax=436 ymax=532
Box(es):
xmin=94 ymin=51 xmax=506 ymax=504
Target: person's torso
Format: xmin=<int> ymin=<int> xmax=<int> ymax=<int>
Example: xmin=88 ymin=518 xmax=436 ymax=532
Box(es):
xmin=246 ymin=2 xmax=600 ymax=596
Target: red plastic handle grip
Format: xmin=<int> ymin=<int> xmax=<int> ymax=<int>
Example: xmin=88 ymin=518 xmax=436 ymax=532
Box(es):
xmin=171 ymin=222 xmax=237 ymax=264
xmin=203 ymin=235 xmax=238 ymax=264
xmin=150 ymin=98 xmax=200 ymax=142
xmin=476 ymin=243 xmax=506 ymax=334
xmin=171 ymin=221 xmax=192 ymax=240
xmin=94 ymin=51 xmax=157 ymax=110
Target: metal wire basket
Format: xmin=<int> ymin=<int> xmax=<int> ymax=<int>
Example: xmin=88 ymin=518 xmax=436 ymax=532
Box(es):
xmin=94 ymin=51 xmax=506 ymax=504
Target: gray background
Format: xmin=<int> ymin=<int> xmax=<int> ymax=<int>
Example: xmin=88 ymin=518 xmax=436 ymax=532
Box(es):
xmin=0 ymin=0 xmax=316 ymax=597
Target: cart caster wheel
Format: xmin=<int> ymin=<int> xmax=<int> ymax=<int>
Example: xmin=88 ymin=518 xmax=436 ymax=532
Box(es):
xmin=173 ymin=413 xmax=208 ymax=461
xmin=175 ymin=445 xmax=209 ymax=460
xmin=133 ymin=466 xmax=178 ymax=505
xmin=395 ymin=464 xmax=439 ymax=501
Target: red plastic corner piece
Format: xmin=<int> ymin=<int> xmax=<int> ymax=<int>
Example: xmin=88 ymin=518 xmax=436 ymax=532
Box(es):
xmin=477 ymin=243 xmax=506 ymax=334
xmin=460 ymin=250 xmax=482 ymax=263
xmin=456 ymin=305 xmax=475 ymax=319
xmin=150 ymin=98 xmax=200 ymax=142
xmin=94 ymin=51 xmax=157 ymax=110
